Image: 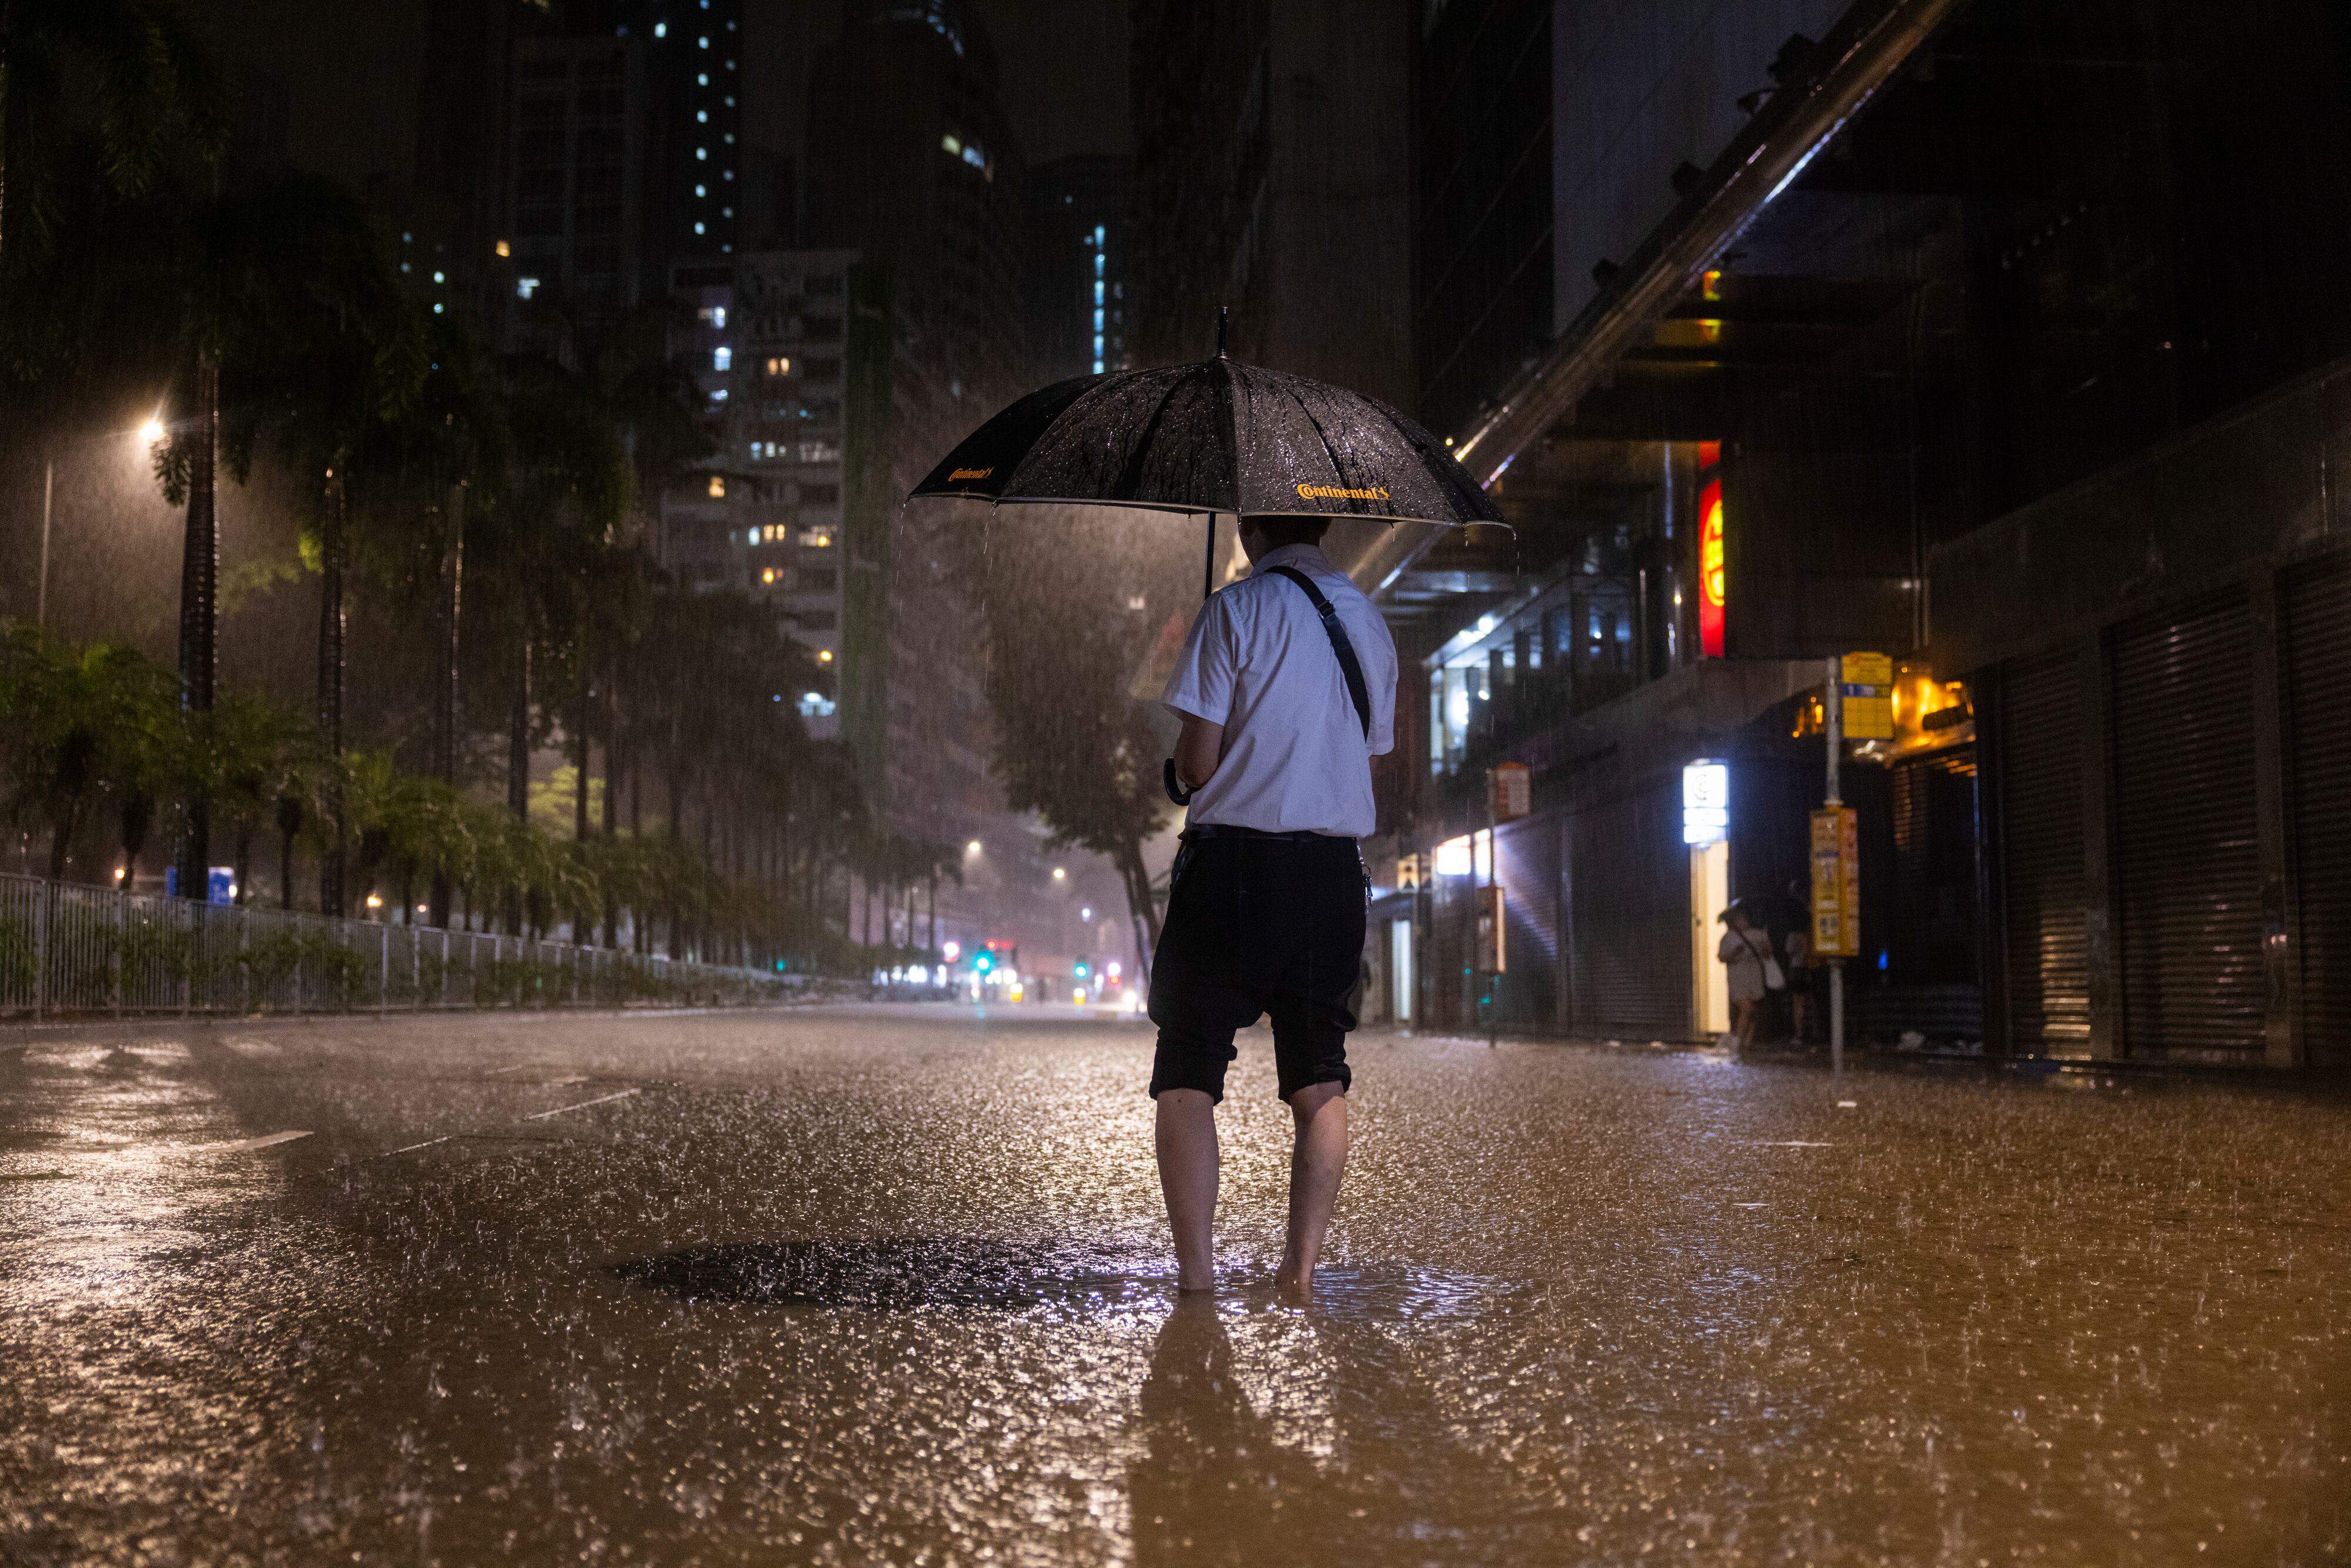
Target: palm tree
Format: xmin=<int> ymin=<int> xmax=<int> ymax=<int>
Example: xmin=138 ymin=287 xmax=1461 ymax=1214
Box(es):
xmin=0 ymin=0 xmax=227 ymax=266
xmin=150 ymin=166 xmax=424 ymax=901
xmin=0 ymin=625 xmax=178 ymax=882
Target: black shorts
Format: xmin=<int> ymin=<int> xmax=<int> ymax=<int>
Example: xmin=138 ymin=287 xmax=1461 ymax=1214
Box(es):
xmin=1147 ymin=832 xmax=1367 ymax=1104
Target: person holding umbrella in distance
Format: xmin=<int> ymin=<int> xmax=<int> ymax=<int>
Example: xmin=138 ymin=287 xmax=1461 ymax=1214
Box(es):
xmin=911 ymin=309 xmax=1500 ymax=1295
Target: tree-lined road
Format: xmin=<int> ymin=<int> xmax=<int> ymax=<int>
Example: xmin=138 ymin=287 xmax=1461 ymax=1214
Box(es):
xmin=3 ymin=1007 xmax=2346 ymax=1564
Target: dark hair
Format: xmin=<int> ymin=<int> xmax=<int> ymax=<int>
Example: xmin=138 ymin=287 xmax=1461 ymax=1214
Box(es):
xmin=1241 ymin=514 xmax=1332 ymax=551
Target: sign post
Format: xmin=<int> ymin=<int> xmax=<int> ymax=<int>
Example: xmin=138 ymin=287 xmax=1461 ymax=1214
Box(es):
xmin=1821 ymin=658 xmax=1847 ymax=1077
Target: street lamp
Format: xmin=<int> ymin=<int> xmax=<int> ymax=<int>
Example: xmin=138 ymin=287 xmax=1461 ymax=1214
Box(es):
xmin=1051 ymin=867 xmax=1066 ymax=881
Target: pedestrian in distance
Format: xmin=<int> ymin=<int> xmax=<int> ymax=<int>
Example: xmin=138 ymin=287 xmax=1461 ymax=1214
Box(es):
xmin=1150 ymin=512 xmax=1398 ymax=1298
xmin=1719 ymin=901 xmax=1783 ymax=1050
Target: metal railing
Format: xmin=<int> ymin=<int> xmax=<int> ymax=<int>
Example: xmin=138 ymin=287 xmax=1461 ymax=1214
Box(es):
xmin=0 ymin=872 xmax=793 ymax=1019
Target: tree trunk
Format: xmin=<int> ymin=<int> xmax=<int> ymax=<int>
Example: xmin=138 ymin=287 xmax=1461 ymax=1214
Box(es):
xmin=1116 ymin=836 xmax=1159 ymax=987
xmin=317 ymin=465 xmax=346 ymax=916
xmin=601 ymin=684 xmax=618 ymax=946
xmin=428 ymin=483 xmax=464 ymax=927
xmin=507 ymin=638 xmax=530 ymax=933
xmin=176 ymin=354 xmax=220 ymax=899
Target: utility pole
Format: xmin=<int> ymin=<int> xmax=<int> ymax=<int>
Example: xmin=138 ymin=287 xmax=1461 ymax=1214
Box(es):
xmin=1824 ymin=655 xmax=1844 ymax=1078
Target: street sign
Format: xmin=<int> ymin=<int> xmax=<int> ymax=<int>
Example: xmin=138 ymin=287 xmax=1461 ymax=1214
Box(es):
xmin=1395 ymin=853 xmax=1422 ymax=890
xmin=1810 ymin=807 xmax=1860 ymax=957
xmin=1490 ymin=762 xmax=1531 ymax=822
xmin=1839 ymin=651 xmax=1894 ymax=740
xmin=1474 ymin=884 xmax=1506 ymax=973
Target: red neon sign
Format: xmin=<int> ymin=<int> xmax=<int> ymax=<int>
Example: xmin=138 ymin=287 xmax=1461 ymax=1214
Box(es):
xmin=1699 ymin=477 xmax=1726 ymax=657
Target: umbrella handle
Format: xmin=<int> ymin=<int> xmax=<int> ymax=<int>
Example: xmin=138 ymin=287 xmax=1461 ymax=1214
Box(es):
xmin=1201 ymin=513 xmax=1215 ymax=601
xmin=1163 ymin=758 xmax=1194 ymax=806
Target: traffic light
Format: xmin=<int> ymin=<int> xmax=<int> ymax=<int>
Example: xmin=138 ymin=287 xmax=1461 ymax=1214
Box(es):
xmin=974 ymin=950 xmax=994 ymax=974
xmin=1074 ymin=957 xmax=1090 ymax=979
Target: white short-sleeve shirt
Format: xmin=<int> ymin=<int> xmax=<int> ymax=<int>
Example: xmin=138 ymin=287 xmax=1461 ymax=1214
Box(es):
xmin=1160 ymin=541 xmax=1397 ymax=838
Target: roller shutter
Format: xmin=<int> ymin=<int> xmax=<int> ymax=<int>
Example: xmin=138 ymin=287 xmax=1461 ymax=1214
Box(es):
xmin=1999 ymin=650 xmax=2091 ymax=1050
xmin=1566 ymin=780 xmax=1688 ymax=1038
xmin=2282 ymin=551 xmax=2351 ymax=1068
xmin=1493 ymin=815 xmax=1564 ymax=1033
xmin=2108 ymin=591 xmax=2263 ymax=1056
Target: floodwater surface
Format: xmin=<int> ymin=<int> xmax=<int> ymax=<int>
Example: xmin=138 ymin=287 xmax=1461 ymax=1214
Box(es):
xmin=1 ymin=1007 xmax=2345 ymax=1564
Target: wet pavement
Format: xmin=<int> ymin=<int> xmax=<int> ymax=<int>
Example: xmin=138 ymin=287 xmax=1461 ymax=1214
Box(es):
xmin=2 ymin=1007 xmax=2346 ymax=1566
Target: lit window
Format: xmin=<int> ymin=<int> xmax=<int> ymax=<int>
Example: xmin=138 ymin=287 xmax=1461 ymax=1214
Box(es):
xmin=495 ymin=240 xmax=510 ymax=257
xmin=1094 ymin=223 xmax=1106 ymax=244
xmin=1094 ymin=282 xmax=1104 ymax=304
xmin=1094 ymin=254 xmax=1105 ymax=277
xmin=942 ymin=134 xmax=962 ymax=155
xmin=400 ymin=262 xmax=411 ymax=273
xmin=725 ymin=96 xmax=735 ymax=107
xmin=766 ymin=356 xmax=789 ymax=375
xmin=432 ymin=270 xmax=445 ymax=283
xmin=723 ymin=168 xmax=734 ymax=179
xmin=1094 ymin=309 xmax=1104 ymax=330
xmin=709 ymin=388 xmax=728 ymax=403
xmin=746 ymin=528 xmax=760 ymax=545
xmin=721 ymin=206 xmax=732 ymax=217
xmin=696 ymin=146 xmax=707 ymax=160
xmin=698 ymin=35 xmax=709 ymax=46
xmin=761 ymin=567 xmax=776 ymax=584
xmin=1093 ymin=360 xmax=1105 ymax=374
xmin=697 ymin=111 xmax=708 ymax=124
xmin=1435 ymin=836 xmax=1473 ymax=877
xmin=432 ymin=303 xmax=443 ymax=314
xmin=962 ymin=143 xmax=984 ymax=168
xmin=714 ymin=346 xmax=732 ymax=371
xmin=698 ymin=72 xmax=709 ymax=85
xmin=708 ymin=475 xmax=726 ymax=498
xmin=1093 ymin=334 xmax=1104 ymax=355
xmin=654 ymin=20 xmax=666 ymax=35
xmin=701 ymin=305 xmax=726 ymax=328
xmin=694 ymin=222 xmax=706 ymax=234
xmin=816 ymin=649 xmax=833 ymax=664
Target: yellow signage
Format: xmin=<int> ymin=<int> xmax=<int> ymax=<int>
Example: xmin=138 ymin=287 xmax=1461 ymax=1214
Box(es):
xmin=1810 ymin=808 xmax=1860 ymax=958
xmin=949 ymin=466 xmax=993 ymax=483
xmin=1839 ymin=650 xmax=1894 ymax=740
xmin=1295 ymin=483 xmax=1391 ymax=503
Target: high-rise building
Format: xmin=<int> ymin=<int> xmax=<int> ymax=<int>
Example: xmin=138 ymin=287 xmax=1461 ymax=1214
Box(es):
xmin=1022 ymin=153 xmax=1133 ymax=382
xmin=507 ymin=0 xmax=742 ymax=314
xmin=1127 ymin=0 xmax=1414 ymax=409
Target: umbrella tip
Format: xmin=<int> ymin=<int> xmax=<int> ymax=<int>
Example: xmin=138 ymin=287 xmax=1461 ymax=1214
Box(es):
xmin=1216 ymin=304 xmax=1229 ymax=359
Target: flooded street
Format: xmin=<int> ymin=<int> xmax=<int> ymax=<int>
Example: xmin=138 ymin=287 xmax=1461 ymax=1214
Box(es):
xmin=2 ymin=1007 xmax=2346 ymax=1565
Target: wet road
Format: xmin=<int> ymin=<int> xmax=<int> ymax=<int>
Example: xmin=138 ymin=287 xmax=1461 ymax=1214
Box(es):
xmin=2 ymin=1007 xmax=2346 ymax=1565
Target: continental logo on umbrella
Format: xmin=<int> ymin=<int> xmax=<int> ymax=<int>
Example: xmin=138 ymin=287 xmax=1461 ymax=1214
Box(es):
xmin=950 ymin=465 xmax=993 ymax=482
xmin=1295 ymin=483 xmax=1390 ymax=502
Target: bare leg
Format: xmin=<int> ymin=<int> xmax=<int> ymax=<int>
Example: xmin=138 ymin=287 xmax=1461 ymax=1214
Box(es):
xmin=1274 ymin=1082 xmax=1348 ymax=1295
xmin=1154 ymin=1088 xmax=1220 ymax=1291
xmin=1732 ymin=999 xmax=1757 ymax=1047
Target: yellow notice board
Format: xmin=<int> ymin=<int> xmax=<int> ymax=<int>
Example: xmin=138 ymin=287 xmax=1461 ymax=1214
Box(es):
xmin=1810 ymin=807 xmax=1860 ymax=957
xmin=1840 ymin=651 xmax=1894 ymax=740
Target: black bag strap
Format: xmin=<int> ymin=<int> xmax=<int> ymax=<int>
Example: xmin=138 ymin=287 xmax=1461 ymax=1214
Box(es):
xmin=1265 ymin=565 xmax=1372 ymax=739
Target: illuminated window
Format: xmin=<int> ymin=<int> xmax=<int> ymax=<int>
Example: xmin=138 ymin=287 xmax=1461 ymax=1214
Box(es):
xmin=694 ymin=222 xmax=706 ymax=234
xmin=962 ymin=143 xmax=984 ymax=168
xmin=697 ymin=110 xmax=708 ymax=123
xmin=1094 ymin=282 xmax=1104 ymax=304
xmin=761 ymin=567 xmax=777 ymax=585
xmin=1434 ymin=836 xmax=1473 ymax=877
xmin=707 ymin=474 xmax=726 ymax=498
xmin=942 ymin=134 xmax=963 ymax=155
xmin=698 ymin=305 xmax=725 ymax=327
xmin=494 ymin=239 xmax=510 ymax=257
xmin=517 ymin=277 xmax=539 ymax=299
xmin=801 ymin=528 xmax=833 ymax=548
xmin=695 ymin=183 xmax=707 ymax=197
xmin=745 ymin=528 xmax=759 ymax=545
xmin=713 ymin=346 xmax=732 ymax=371
xmin=695 ymin=146 xmax=707 ymax=160
xmin=698 ymin=34 xmax=709 ymax=46
xmin=697 ymin=72 xmax=708 ymax=85
xmin=654 ymin=21 xmax=666 ymax=36
xmin=1094 ymin=224 xmax=1106 ymax=244
xmin=766 ymin=356 xmax=789 ymax=375
xmin=1093 ymin=309 xmax=1104 ymax=330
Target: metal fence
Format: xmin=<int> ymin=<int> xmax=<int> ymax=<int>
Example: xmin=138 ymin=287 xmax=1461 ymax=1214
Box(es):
xmin=0 ymin=872 xmax=792 ymax=1019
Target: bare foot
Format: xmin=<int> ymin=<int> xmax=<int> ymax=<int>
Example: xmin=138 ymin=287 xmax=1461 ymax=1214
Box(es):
xmin=1177 ymin=1268 xmax=1216 ymax=1294
xmin=1271 ymin=1267 xmax=1314 ymax=1299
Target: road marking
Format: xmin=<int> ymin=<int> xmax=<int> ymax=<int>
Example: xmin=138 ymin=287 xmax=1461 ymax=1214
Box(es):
xmin=385 ymin=1136 xmax=453 ymax=1156
xmin=524 ymin=1088 xmax=639 ymax=1121
xmin=1734 ymin=1201 xmax=1769 ymax=1208
xmin=192 ymin=1130 xmax=313 ymax=1154
xmin=1746 ymin=1141 xmax=1834 ymax=1147
xmin=484 ymin=1064 xmax=539 ymax=1077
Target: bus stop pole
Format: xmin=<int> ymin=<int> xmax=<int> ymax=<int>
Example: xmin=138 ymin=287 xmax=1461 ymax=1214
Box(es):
xmin=1824 ymin=656 xmax=1844 ymax=1080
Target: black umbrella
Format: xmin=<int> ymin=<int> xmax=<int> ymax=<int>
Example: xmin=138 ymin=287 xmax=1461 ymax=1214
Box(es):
xmin=910 ymin=311 xmax=1502 ymax=597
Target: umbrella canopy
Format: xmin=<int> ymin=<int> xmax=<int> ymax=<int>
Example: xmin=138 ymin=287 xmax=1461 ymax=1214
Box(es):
xmin=909 ymin=349 xmax=1503 ymax=529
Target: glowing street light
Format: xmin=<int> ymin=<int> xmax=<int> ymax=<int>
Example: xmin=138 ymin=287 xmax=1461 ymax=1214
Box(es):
xmin=966 ymin=840 xmax=983 ymax=856
xmin=139 ymin=415 xmax=166 ymax=445
xmin=1051 ymin=867 xmax=1066 ymax=881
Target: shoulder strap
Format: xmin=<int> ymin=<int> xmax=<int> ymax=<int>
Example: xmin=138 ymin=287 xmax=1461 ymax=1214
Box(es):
xmin=1265 ymin=565 xmax=1372 ymax=739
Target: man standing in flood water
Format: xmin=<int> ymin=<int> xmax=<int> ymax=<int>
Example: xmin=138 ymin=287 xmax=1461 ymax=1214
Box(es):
xmin=1151 ymin=514 xmax=1396 ymax=1295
